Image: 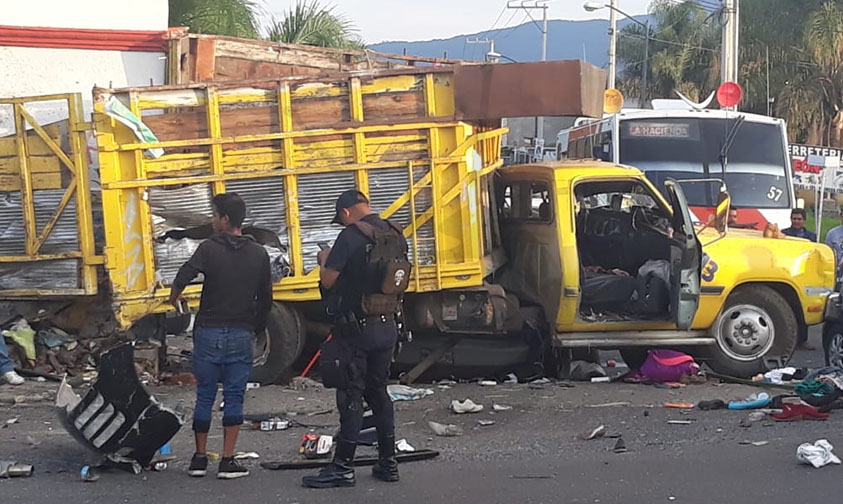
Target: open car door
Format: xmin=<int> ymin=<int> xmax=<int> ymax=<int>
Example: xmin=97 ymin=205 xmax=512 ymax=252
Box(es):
xmin=664 ymin=180 xmax=702 ymax=330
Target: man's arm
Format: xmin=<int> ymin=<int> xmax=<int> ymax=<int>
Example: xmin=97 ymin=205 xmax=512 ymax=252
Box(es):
xmin=254 ymin=252 xmax=273 ymax=334
xmin=320 ymin=232 xmax=349 ymax=290
xmin=168 ymin=242 xmax=207 ymax=307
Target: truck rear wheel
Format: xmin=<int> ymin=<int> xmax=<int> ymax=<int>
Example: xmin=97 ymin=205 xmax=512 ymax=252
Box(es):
xmin=250 ymin=302 xmax=305 ymax=384
xmin=705 ymin=285 xmax=797 ymax=377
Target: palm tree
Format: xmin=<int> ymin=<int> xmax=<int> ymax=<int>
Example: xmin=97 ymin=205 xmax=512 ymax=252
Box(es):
xmin=770 ymin=1 xmax=843 ymax=146
xmin=617 ymin=0 xmax=719 ymax=104
xmin=169 ymin=0 xmax=261 ymax=38
xmin=264 ymin=1 xmax=364 ymax=49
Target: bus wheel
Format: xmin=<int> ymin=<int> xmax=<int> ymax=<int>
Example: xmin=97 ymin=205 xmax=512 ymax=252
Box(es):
xmin=250 ymin=303 xmax=305 ymax=384
xmin=705 ymin=285 xmax=797 ymax=377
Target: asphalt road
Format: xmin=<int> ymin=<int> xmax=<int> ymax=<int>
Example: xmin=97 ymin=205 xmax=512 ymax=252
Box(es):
xmin=2 ymin=327 xmax=840 ymax=504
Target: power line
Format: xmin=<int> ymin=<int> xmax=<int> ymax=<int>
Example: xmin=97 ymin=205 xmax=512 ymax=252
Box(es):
xmin=620 ymin=32 xmax=717 ymax=53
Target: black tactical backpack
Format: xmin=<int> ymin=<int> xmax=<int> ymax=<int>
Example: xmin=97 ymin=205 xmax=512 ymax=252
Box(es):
xmin=351 ymin=219 xmax=412 ymax=315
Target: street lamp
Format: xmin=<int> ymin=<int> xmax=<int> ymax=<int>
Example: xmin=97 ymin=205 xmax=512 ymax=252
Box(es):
xmin=584 ymin=1 xmax=650 ymax=107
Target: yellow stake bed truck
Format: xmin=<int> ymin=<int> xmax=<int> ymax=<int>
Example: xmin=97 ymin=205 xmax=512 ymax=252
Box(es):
xmin=0 ymin=61 xmax=835 ymax=381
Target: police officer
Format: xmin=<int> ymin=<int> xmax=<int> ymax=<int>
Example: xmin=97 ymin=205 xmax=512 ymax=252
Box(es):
xmin=302 ymin=189 xmax=408 ymax=489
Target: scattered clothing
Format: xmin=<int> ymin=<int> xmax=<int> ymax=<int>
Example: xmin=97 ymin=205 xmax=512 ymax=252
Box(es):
xmin=697 ymin=399 xmax=727 ymax=411
xmin=795 ymin=380 xmax=835 ymax=399
xmin=626 ymin=350 xmax=699 ymax=384
xmin=763 ymin=367 xmax=798 ymax=385
xmin=797 ymin=439 xmax=840 ymax=468
xmin=803 ymin=366 xmax=843 ymax=391
xmin=450 ymin=399 xmax=484 ymax=414
xmin=772 ymin=404 xmax=828 ymax=422
xmin=2 ymin=319 xmax=36 ymax=361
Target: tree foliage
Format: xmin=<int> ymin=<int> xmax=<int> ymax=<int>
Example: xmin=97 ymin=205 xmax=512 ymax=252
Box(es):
xmin=618 ymin=0 xmax=843 ymax=146
xmin=264 ymin=0 xmax=363 ymax=49
xmin=169 ymin=0 xmax=261 ymax=38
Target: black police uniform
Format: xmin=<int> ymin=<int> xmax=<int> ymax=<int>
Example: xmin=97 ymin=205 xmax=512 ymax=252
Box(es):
xmin=302 ymin=211 xmax=407 ymax=488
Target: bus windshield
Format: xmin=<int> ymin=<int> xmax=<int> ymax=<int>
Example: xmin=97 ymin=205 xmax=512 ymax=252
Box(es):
xmin=618 ymin=117 xmax=790 ymax=208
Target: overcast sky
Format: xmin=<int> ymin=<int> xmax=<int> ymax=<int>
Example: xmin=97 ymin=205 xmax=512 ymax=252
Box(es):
xmin=263 ymin=0 xmax=653 ymax=44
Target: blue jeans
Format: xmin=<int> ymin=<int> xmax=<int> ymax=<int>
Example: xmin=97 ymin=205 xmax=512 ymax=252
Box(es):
xmin=0 ymin=337 xmax=16 ymax=374
xmin=192 ymin=327 xmax=254 ymax=433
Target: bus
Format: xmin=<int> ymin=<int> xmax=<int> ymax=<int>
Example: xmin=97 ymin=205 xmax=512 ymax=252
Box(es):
xmin=556 ymin=104 xmax=794 ymax=230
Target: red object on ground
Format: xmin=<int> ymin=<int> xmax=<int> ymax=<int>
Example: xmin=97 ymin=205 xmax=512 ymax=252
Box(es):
xmin=300 ymin=333 xmax=332 ymax=378
xmin=772 ymin=403 xmax=829 ymax=422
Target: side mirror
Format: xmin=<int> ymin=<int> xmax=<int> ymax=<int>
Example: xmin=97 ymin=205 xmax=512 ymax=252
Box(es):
xmin=714 ymin=187 xmax=731 ymax=233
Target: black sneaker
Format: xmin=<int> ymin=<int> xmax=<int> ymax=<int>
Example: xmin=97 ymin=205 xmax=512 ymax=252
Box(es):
xmin=188 ymin=453 xmax=208 ymax=477
xmin=217 ymin=457 xmax=249 ymax=480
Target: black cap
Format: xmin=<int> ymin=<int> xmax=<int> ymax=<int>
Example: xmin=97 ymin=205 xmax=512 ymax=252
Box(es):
xmin=331 ymin=189 xmax=369 ymax=224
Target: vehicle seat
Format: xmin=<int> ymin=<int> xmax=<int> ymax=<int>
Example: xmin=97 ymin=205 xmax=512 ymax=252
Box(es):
xmin=581 ymin=271 xmax=637 ymax=310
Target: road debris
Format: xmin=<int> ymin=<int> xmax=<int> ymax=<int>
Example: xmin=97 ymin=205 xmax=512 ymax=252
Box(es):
xmin=395 ymin=439 xmax=416 ymax=453
xmin=728 ymin=392 xmax=772 ymax=410
xmin=667 ymin=420 xmax=693 ymax=425
xmin=585 ymin=402 xmax=631 ymax=408
xmin=578 ymin=425 xmax=606 ymax=440
xmin=387 ymin=384 xmax=434 ymax=401
xmin=493 ymin=403 xmax=513 ymax=411
xmin=479 ymin=380 xmax=498 ymax=387
xmin=612 ymin=437 xmax=627 ymax=453
xmin=4 ymin=417 xmax=18 ymax=427
xmin=569 ymin=361 xmax=607 ymax=381
xmin=772 ymin=403 xmax=829 ymax=422
xmin=428 ymin=421 xmax=463 ymax=437
xmin=80 ymin=465 xmax=98 ymax=482
xmin=55 ymin=344 xmax=183 ymax=473
xmin=797 ymin=439 xmax=841 ymax=468
xmin=664 ymin=402 xmax=695 ymax=409
xmin=503 ymin=374 xmax=518 ymax=384
xmin=451 ymin=399 xmax=484 ymax=414
xmin=477 ymin=419 xmax=496 ymax=426
xmin=0 ymin=461 xmax=33 ymax=478
xmin=697 ymin=399 xmax=727 ymax=410
xmin=234 ymin=452 xmax=260 ymax=460
xmin=300 ymin=434 xmax=333 ymax=459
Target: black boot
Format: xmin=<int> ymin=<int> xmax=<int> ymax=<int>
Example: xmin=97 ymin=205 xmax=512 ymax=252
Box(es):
xmin=302 ymin=439 xmax=357 ymax=488
xmin=372 ymin=433 xmax=399 ymax=482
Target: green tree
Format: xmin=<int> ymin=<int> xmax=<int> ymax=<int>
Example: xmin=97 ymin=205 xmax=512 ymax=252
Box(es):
xmin=617 ymin=0 xmax=719 ymax=105
xmin=264 ymin=0 xmax=364 ymax=49
xmin=169 ymin=0 xmax=261 ymax=38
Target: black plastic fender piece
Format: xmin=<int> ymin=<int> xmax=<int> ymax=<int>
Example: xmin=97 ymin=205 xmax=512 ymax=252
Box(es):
xmin=56 ymin=344 xmax=183 ymax=471
xmin=259 ymin=449 xmax=440 ymax=471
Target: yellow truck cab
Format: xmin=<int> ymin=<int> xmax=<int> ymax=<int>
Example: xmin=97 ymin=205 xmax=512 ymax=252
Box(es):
xmin=494 ymin=160 xmax=836 ymax=376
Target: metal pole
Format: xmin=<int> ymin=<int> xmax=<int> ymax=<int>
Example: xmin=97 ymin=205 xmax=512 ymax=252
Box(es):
xmin=537 ymin=4 xmax=547 ymax=143
xmin=642 ymin=19 xmax=649 ymax=108
xmin=721 ymin=0 xmax=740 ymax=85
xmin=608 ymin=0 xmax=618 ymax=89
xmin=765 ymin=45 xmax=771 ymax=116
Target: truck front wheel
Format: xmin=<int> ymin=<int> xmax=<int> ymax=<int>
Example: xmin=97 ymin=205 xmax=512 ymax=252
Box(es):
xmin=250 ymin=302 xmax=305 ymax=384
xmin=705 ymin=285 xmax=797 ymax=377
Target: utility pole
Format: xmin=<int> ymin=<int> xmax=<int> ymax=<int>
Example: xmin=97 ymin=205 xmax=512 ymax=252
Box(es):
xmin=608 ymin=0 xmax=618 ymax=89
xmin=642 ymin=19 xmax=649 ymax=107
xmin=721 ymin=0 xmax=740 ymax=85
xmin=507 ymin=1 xmax=549 ymax=144
xmin=466 ymin=38 xmax=497 ymax=62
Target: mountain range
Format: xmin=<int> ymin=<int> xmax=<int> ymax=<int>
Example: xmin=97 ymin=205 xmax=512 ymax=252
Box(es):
xmin=370 ymin=17 xmax=650 ymax=67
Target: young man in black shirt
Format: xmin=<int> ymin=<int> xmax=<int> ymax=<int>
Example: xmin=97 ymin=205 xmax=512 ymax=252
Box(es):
xmin=169 ymin=193 xmax=272 ymax=480
xmin=302 ymin=189 xmax=407 ymax=488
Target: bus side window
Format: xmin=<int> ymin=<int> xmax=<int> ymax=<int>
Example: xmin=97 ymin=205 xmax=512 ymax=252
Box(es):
xmin=593 ymin=132 xmax=613 ymax=161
